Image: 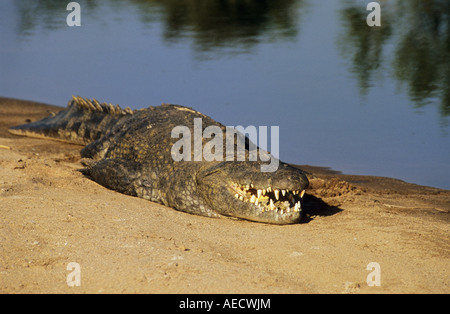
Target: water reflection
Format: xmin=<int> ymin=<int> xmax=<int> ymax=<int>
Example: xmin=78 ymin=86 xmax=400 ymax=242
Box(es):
xmin=13 ymin=0 xmax=450 ymax=119
xmin=339 ymin=0 xmax=450 ymax=119
xmin=14 ymin=0 xmax=303 ymax=55
xmin=337 ymin=3 xmax=392 ymax=94
xmin=135 ymin=0 xmax=302 ymax=54
xmin=14 ymin=0 xmax=97 ymax=35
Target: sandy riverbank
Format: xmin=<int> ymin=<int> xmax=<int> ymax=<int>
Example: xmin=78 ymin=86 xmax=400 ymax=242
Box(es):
xmin=0 ymin=97 xmax=448 ymax=293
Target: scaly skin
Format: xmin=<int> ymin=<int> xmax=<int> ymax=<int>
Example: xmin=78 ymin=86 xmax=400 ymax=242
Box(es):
xmin=9 ymin=96 xmax=309 ymax=224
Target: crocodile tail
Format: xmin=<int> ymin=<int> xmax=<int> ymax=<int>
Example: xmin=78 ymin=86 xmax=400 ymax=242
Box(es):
xmin=8 ymin=96 xmax=134 ymax=145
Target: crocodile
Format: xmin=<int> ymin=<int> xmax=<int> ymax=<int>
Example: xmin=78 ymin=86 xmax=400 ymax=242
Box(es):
xmin=8 ymin=96 xmax=309 ymax=224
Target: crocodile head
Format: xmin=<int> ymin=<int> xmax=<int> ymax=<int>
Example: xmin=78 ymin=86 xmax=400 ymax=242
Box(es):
xmin=195 ymin=160 xmax=309 ymax=224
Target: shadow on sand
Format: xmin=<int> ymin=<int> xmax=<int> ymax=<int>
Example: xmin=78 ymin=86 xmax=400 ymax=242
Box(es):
xmin=301 ymin=194 xmax=342 ymax=223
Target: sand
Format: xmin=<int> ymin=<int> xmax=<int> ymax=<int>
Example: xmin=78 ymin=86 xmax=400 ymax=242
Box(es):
xmin=0 ymin=97 xmax=448 ymax=294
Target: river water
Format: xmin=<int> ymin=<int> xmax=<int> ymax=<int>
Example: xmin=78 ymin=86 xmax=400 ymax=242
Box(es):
xmin=1 ymin=0 xmax=449 ymax=189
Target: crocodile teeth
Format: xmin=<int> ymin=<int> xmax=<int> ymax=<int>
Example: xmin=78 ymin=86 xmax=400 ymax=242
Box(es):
xmin=231 ymin=182 xmax=305 ymax=214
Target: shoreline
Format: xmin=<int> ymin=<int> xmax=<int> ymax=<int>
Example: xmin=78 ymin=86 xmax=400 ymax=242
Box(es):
xmin=0 ymin=96 xmax=449 ymax=293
